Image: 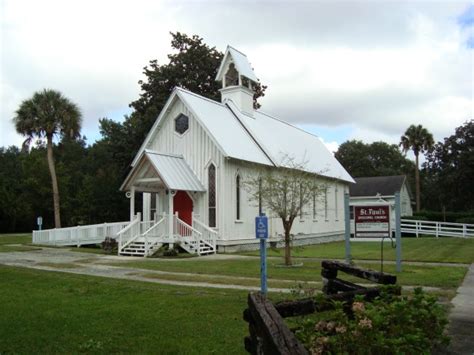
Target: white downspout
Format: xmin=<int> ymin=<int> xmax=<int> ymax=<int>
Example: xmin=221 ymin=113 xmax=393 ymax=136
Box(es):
xmin=168 ymin=190 xmax=174 ymax=249
xmin=130 ymin=186 xmax=136 ymax=221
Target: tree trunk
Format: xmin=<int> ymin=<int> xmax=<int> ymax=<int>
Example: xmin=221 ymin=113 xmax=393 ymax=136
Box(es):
xmin=46 ymin=135 xmax=61 ymax=228
xmin=284 ymin=228 xmax=292 ymax=266
xmin=283 ymin=219 xmax=293 ymax=266
xmin=415 ymin=153 xmax=420 ymax=213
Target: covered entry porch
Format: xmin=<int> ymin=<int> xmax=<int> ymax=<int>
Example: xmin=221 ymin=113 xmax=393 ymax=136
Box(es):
xmin=119 ymin=150 xmax=218 ymax=256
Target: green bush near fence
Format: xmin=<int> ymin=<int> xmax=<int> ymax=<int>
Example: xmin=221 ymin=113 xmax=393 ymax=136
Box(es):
xmin=412 ymin=210 xmax=474 ymax=223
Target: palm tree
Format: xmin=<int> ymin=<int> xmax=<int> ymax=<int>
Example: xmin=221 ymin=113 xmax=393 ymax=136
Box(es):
xmin=400 ymin=124 xmax=434 ymax=212
xmin=13 ymin=89 xmax=82 ymax=228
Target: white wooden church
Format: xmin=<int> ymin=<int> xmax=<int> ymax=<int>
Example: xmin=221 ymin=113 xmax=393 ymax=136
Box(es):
xmin=33 ymin=46 xmax=354 ymax=256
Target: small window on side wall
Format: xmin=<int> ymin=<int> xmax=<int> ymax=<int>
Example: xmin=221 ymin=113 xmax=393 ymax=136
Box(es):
xmin=175 ymin=114 xmax=189 ymax=135
xmin=236 ymin=174 xmax=241 ymax=220
xmin=208 ymin=164 xmax=216 ymax=228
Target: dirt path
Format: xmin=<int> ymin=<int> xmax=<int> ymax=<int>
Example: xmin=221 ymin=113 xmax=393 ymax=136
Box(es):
xmin=0 ymin=248 xmax=445 ymax=293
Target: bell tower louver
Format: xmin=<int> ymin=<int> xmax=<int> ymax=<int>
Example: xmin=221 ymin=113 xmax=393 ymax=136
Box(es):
xmin=215 ymin=46 xmax=258 ymax=116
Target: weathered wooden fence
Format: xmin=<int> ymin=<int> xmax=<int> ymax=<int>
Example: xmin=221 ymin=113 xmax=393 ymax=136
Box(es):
xmin=243 ymin=260 xmax=399 ymax=354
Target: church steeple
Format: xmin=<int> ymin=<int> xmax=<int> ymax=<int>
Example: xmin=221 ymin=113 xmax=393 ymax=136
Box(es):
xmin=215 ymin=46 xmax=258 ymax=115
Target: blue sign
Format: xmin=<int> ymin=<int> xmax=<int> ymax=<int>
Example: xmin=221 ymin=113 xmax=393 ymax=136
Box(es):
xmin=255 ymin=214 xmax=268 ymax=239
xmin=256 ymin=213 xmax=268 ymax=295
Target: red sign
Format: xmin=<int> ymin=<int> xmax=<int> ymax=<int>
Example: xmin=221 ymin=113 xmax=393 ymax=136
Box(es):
xmin=354 ymin=205 xmax=390 ymax=238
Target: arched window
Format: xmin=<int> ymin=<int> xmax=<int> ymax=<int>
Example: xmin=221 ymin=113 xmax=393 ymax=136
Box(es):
xmin=313 ymin=192 xmax=317 ymax=220
xmin=225 ymin=63 xmax=239 ymax=87
xmin=324 ymin=187 xmax=328 ymax=221
xmin=236 ymin=174 xmax=241 ymax=220
xmin=299 ymin=184 xmax=304 ymax=219
xmin=208 ymin=164 xmax=216 ymax=227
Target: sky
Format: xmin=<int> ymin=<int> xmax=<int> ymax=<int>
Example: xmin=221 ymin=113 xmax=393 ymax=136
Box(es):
xmin=1 ymin=0 xmax=473 ymax=155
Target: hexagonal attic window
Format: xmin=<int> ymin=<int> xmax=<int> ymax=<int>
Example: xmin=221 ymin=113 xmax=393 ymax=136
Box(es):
xmin=175 ymin=114 xmax=189 ymax=135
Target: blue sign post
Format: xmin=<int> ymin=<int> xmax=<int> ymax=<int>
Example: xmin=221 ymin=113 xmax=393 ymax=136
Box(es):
xmin=255 ymin=213 xmax=268 ymax=295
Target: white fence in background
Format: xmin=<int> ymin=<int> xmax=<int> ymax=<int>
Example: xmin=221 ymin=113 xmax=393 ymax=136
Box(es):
xmin=350 ymin=218 xmax=473 ymax=238
xmin=400 ymin=219 xmax=474 ymax=238
xmin=32 ymin=221 xmax=129 ymax=246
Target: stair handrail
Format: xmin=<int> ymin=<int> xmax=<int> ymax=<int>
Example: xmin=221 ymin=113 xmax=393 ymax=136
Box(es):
xmin=142 ymin=216 xmax=166 ymax=237
xmin=174 ymin=215 xmax=202 ymax=238
xmin=193 ymin=218 xmax=219 ymax=237
xmin=193 ymin=217 xmax=218 ymax=253
xmin=174 ymin=215 xmax=203 ymax=255
xmin=118 ymin=213 xmax=141 ymax=252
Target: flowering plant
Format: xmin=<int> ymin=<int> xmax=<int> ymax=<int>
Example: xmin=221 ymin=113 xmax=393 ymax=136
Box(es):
xmin=294 ymin=287 xmax=449 ymax=354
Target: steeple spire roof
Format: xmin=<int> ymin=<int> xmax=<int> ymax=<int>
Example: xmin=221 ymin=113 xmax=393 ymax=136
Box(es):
xmin=215 ymin=46 xmax=258 ymax=82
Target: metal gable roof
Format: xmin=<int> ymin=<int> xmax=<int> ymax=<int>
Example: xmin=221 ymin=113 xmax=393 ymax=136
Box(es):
xmin=215 ymin=46 xmax=259 ymax=82
xmin=146 ymin=151 xmax=205 ymax=192
xmin=350 ymin=175 xmax=409 ymax=197
xmin=176 ymin=89 xmax=273 ymax=166
xmin=226 ymin=101 xmax=355 ymax=183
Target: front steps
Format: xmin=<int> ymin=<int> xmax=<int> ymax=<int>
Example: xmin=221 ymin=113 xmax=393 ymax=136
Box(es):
xmin=119 ymin=237 xmax=215 ymax=257
xmin=181 ymin=239 xmax=215 ymax=256
xmin=119 ymin=238 xmax=162 ymax=257
xmin=118 ymin=215 xmax=217 ymax=257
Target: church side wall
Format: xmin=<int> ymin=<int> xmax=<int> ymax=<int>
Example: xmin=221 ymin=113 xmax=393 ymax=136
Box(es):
xmin=219 ymin=159 xmax=347 ymax=250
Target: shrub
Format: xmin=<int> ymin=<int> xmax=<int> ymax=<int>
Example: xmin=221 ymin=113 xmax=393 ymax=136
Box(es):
xmin=150 ymin=243 xmax=180 ymax=257
xmin=414 ymin=210 xmax=474 ymax=223
xmin=455 ymin=217 xmax=474 ymax=224
xmin=163 ymin=248 xmax=179 ymax=257
xmin=294 ymin=288 xmax=449 ymax=354
xmin=101 ymin=237 xmax=118 ymax=254
xmin=402 ymin=215 xmax=428 ymax=221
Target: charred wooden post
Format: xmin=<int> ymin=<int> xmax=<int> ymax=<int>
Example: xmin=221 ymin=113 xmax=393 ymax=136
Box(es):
xmin=244 ymin=293 xmax=308 ymax=355
xmin=322 ymin=260 xmax=396 ymax=295
xmin=321 ymin=260 xmax=397 ymax=285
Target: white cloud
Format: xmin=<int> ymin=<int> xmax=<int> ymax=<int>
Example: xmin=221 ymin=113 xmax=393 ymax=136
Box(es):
xmin=319 ymin=138 xmax=339 ymax=156
xmin=0 ymin=0 xmax=472 ymax=148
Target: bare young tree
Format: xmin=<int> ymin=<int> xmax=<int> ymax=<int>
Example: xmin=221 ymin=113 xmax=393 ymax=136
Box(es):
xmin=244 ymin=157 xmax=325 ymax=266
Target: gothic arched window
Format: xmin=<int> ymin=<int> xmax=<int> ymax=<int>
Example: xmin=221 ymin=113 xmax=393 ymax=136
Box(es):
xmin=236 ymin=174 xmax=241 ymax=220
xmin=225 ymin=63 xmax=239 ymax=87
xmin=208 ymin=164 xmax=216 ymax=227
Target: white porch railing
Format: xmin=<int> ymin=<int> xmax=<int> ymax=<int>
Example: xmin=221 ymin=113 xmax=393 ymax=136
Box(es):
xmin=32 ymin=221 xmax=130 ymax=246
xmin=174 ymin=214 xmax=203 ymax=255
xmin=32 ymin=211 xmax=218 ymax=256
xmin=141 ymin=216 xmax=167 ymax=256
xmin=400 ymin=219 xmax=474 ymax=238
xmin=193 ymin=217 xmax=218 ymax=251
xmin=117 ymin=213 xmax=142 ymax=252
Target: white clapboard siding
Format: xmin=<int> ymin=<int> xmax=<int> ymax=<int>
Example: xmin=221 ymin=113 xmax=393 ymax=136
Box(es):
xmin=221 ymin=159 xmax=346 ymax=241
xmin=147 ymin=98 xmax=225 ymax=229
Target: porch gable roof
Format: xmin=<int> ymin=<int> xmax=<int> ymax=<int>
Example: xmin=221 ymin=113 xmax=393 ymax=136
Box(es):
xmin=121 ymin=150 xmax=206 ymax=192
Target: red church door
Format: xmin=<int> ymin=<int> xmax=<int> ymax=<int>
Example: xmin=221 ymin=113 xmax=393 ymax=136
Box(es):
xmin=173 ymin=191 xmax=193 ymax=227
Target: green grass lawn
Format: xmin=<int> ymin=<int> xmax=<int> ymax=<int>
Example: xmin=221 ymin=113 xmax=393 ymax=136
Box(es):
xmin=0 ymin=233 xmax=39 ymax=252
xmin=105 ymin=258 xmax=467 ymax=289
xmin=0 ymin=265 xmax=249 ymax=354
xmin=242 ymin=237 xmax=474 ymax=264
xmin=0 ymin=233 xmax=32 ymax=245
